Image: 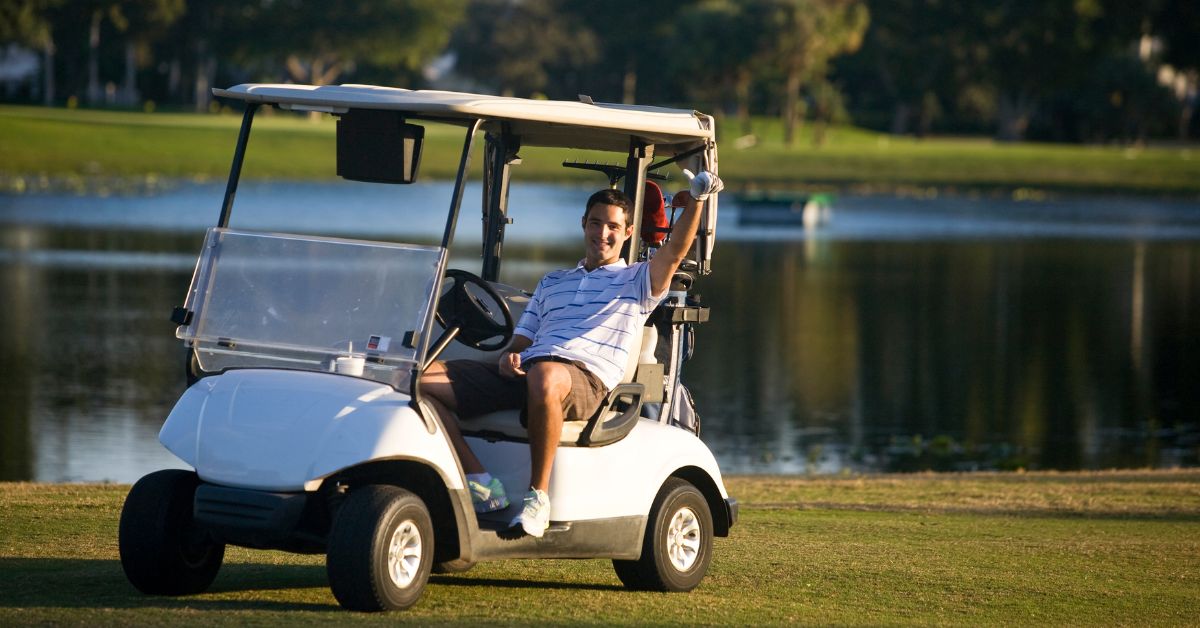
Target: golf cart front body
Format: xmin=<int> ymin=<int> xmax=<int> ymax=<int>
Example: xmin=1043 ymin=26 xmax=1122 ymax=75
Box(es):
xmin=160 ymin=370 xmax=453 ymax=493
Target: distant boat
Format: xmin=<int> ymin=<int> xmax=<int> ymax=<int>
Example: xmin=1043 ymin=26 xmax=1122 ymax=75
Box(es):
xmin=735 ymin=191 xmax=834 ymax=228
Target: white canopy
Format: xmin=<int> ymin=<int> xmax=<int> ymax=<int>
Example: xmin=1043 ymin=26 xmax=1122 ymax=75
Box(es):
xmin=213 ymin=83 xmax=715 ymax=154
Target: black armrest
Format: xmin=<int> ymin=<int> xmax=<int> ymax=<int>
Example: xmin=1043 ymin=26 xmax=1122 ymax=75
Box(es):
xmin=578 ymin=383 xmax=644 ymax=446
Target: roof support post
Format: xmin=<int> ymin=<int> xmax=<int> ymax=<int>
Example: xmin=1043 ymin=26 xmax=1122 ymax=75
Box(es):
xmin=621 ymin=139 xmax=653 ymax=264
xmin=438 ymin=119 xmax=483 ymax=251
xmin=217 ymin=103 xmax=259 ymax=228
xmin=481 ymin=126 xmax=518 ymax=282
xmin=412 ymin=119 xmax=483 ymax=405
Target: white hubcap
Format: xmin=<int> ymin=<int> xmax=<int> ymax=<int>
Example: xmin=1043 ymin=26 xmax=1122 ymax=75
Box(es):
xmin=666 ymin=506 xmax=701 ymax=571
xmin=387 ymin=520 xmax=423 ymax=588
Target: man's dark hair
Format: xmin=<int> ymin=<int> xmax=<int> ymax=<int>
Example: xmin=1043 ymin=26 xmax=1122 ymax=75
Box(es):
xmin=583 ymin=188 xmax=634 ymax=227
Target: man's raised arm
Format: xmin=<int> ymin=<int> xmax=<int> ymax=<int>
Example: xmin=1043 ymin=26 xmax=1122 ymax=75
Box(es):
xmin=648 ymin=170 xmax=723 ymax=297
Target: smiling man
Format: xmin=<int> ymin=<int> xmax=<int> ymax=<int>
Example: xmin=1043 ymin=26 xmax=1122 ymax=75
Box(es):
xmin=422 ymin=170 xmax=723 ymax=537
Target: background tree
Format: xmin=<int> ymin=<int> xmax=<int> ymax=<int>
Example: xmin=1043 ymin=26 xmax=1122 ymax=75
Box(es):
xmin=1067 ymin=52 xmax=1178 ymax=143
xmin=561 ymin=0 xmax=698 ymax=105
xmin=167 ymin=1 xmax=276 ymax=111
xmin=676 ymin=0 xmax=774 ymax=135
xmin=967 ymin=0 xmax=1145 ymax=141
xmin=844 ymin=0 xmax=967 ymax=136
xmin=1149 ymin=0 xmax=1200 ymax=139
xmin=451 ymin=0 xmax=596 ymax=98
xmin=835 ymin=0 xmax=1177 ymax=142
xmin=79 ymin=0 xmax=127 ymax=104
xmin=114 ymin=0 xmax=184 ymax=106
xmin=759 ymin=0 xmax=868 ymax=146
xmin=0 ymin=0 xmax=63 ymax=104
xmin=2 ymin=0 xmax=1196 ymax=145
xmin=237 ymin=0 xmax=466 ymax=88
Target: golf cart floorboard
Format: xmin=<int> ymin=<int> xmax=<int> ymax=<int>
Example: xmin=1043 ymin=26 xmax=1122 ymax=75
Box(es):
xmin=468 ymin=514 xmax=645 ymax=560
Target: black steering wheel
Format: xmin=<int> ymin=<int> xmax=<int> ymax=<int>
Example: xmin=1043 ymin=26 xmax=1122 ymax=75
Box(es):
xmin=435 ymin=269 xmax=514 ymax=352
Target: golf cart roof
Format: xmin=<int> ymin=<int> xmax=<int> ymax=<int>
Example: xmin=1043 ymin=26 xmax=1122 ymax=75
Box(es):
xmin=213 ymin=83 xmax=715 ymax=153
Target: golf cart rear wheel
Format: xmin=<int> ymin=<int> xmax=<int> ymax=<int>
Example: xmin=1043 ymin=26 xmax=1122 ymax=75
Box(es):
xmin=613 ymin=477 xmax=713 ymax=592
xmin=326 ymin=485 xmax=433 ymax=612
xmin=118 ymin=469 xmax=225 ymax=595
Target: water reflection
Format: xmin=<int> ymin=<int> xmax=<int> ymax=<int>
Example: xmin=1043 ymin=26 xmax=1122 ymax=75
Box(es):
xmin=692 ymin=238 xmax=1199 ymax=473
xmin=0 ymin=238 xmax=193 ymax=481
xmin=1 ymin=185 xmax=1198 ymax=481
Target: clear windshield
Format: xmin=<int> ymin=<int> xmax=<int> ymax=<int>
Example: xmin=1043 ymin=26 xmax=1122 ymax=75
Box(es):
xmin=177 ymin=228 xmax=443 ymax=387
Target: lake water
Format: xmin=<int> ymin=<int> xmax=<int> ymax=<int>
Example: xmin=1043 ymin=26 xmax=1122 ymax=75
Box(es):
xmin=2 ymin=181 xmax=1198 ymax=482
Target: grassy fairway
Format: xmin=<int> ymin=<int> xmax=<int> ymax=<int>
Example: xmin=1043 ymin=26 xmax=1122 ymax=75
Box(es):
xmin=713 ymin=118 xmax=1200 ymax=196
xmin=2 ymin=105 xmax=1198 ymax=196
xmin=1 ymin=471 xmax=1197 ymax=625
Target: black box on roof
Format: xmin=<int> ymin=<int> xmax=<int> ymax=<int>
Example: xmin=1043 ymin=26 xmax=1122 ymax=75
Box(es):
xmin=336 ymin=110 xmax=424 ymax=184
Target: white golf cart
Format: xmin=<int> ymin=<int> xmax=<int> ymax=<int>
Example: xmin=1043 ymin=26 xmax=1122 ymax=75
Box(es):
xmin=118 ymin=83 xmax=736 ymax=612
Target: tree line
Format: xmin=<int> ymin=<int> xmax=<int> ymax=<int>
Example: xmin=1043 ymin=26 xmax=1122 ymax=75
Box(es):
xmin=2 ymin=0 xmax=1196 ymax=143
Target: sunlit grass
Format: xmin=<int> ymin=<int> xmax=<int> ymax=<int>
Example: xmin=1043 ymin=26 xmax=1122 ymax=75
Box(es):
xmin=716 ymin=117 xmax=1199 ymax=194
xmin=1 ymin=105 xmax=1198 ymax=196
xmin=1 ymin=471 xmax=1197 ymax=625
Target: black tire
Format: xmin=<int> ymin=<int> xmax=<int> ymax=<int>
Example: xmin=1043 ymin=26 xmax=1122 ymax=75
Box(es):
xmin=326 ymin=485 xmax=434 ymax=612
xmin=118 ymin=469 xmax=225 ymax=595
xmin=184 ymin=347 xmax=201 ymax=387
xmin=432 ymin=558 xmax=475 ymax=574
xmin=613 ymin=477 xmax=713 ymax=592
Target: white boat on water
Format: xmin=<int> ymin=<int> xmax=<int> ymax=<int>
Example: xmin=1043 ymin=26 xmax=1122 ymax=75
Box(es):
xmin=736 ymin=191 xmax=834 ymax=228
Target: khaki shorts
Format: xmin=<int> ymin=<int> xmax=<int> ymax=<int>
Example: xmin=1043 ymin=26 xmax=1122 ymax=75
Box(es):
xmin=442 ymin=356 xmax=607 ymax=424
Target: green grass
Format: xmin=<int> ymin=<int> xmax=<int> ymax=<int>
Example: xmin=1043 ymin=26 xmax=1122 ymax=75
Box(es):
xmin=0 ymin=105 xmax=611 ymax=194
xmin=712 ymin=116 xmax=1200 ymax=196
xmin=2 ymin=471 xmax=1198 ymax=625
xmin=2 ymin=105 xmax=1198 ymax=197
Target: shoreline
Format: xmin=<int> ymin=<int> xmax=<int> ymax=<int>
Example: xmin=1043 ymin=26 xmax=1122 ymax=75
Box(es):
xmin=5 ymin=172 xmax=1200 ymax=202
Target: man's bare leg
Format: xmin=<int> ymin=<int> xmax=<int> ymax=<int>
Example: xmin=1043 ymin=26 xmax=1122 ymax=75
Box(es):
xmin=524 ymin=361 xmax=572 ymax=492
xmin=420 ymin=361 xmax=486 ymax=474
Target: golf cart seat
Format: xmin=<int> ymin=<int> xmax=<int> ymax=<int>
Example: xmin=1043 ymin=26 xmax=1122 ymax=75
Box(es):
xmin=459 ymin=322 xmax=656 ymax=447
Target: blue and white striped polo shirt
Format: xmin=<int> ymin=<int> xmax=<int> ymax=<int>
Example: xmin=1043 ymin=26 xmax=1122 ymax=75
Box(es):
xmin=515 ymin=259 xmax=664 ymax=391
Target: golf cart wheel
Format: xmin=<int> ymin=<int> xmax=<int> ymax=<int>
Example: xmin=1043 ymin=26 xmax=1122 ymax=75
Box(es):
xmin=613 ymin=477 xmax=713 ymax=592
xmin=326 ymin=485 xmax=434 ymax=612
xmin=432 ymin=558 xmax=476 ymax=574
xmin=118 ymin=469 xmax=225 ymax=595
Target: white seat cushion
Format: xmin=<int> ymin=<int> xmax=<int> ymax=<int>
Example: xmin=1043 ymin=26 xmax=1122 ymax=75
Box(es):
xmin=460 ymin=409 xmax=590 ymax=444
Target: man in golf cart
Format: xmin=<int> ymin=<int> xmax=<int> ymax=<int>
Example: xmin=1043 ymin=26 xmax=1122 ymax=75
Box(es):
xmin=421 ymin=170 xmax=723 ymax=538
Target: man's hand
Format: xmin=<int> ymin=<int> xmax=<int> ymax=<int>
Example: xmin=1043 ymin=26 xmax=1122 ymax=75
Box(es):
xmin=499 ymin=351 xmax=526 ymax=378
xmin=648 ymin=168 xmax=723 ymax=296
xmin=682 ymin=169 xmax=724 ymax=201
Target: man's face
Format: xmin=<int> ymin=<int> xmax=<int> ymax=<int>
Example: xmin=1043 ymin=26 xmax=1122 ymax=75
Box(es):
xmin=582 ymin=203 xmax=633 ymax=267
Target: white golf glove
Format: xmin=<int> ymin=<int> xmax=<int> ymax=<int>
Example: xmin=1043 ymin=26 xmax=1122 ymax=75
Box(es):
xmin=682 ymin=169 xmax=724 ymax=201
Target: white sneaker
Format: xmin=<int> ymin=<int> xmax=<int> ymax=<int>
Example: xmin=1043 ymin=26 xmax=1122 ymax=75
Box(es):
xmin=512 ymin=489 xmax=550 ymax=538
